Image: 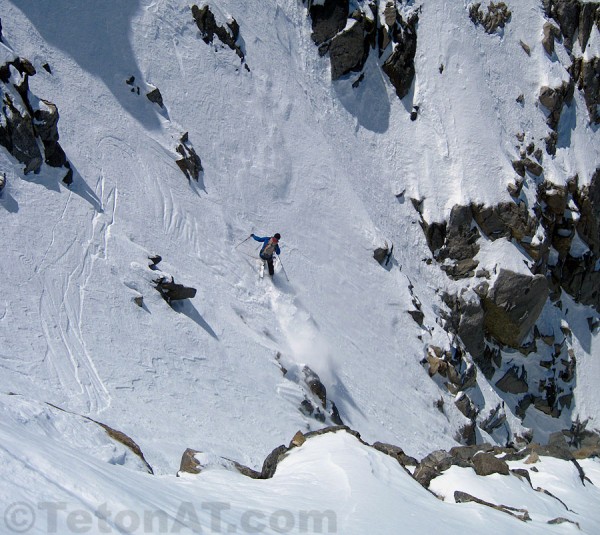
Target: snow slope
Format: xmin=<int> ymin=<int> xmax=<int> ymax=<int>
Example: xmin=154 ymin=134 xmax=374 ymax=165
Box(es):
xmin=1 ymin=0 xmax=600 ymax=532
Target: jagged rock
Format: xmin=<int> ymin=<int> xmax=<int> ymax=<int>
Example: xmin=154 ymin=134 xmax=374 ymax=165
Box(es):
xmin=307 ymin=0 xmax=349 ymax=47
xmin=575 ymin=57 xmax=600 ymax=124
xmin=471 ymin=201 xmax=537 ymax=242
xmin=578 ymin=2 xmax=599 ymax=50
xmin=329 ymin=19 xmax=369 ymax=80
xmin=448 ymin=444 xmax=495 ymax=463
xmin=413 ymin=450 xmax=455 ymax=487
xmin=299 ymin=398 xmax=315 ymax=416
xmin=441 ymin=258 xmax=479 ymax=279
xmin=472 ymin=451 xmax=510 ymax=476
xmin=154 ymin=276 xmax=197 ymax=303
xmin=289 ymin=431 xmax=306 ymax=448
xmin=261 ymin=444 xmax=289 ymax=479
xmin=84 ymin=417 xmax=153 ymax=474
xmin=179 ymin=448 xmax=203 ymax=474
xmin=148 ymin=255 xmax=162 ymax=269
xmin=372 ymin=442 xmax=418 ymax=467
xmin=191 ymin=4 xmax=246 ymax=63
xmin=455 ymin=422 xmax=477 ymax=446
xmin=178 ymin=448 xmax=261 ymax=478
xmin=479 ymin=403 xmax=507 ymax=434
xmin=302 ymin=365 xmax=327 ymax=407
xmin=381 ymin=13 xmax=418 ymax=99
xmin=422 ymin=205 xmax=480 ymax=280
xmin=496 ymin=366 xmax=529 ymax=394
xmin=545 ymin=131 xmax=558 ymax=155
xmin=0 ymin=172 xmax=5 ymax=193
xmin=176 ymin=134 xmax=203 ymax=181
xmin=454 ymin=491 xmax=531 ymax=521
xmin=0 ymin=57 xmax=69 ymax=175
xmin=539 ymin=81 xmax=573 ymax=130
xmin=483 ymin=269 xmax=549 ymax=348
xmin=373 ymin=242 xmax=393 ymax=266
xmin=544 ymin=0 xmax=581 ymax=50
xmin=0 ymin=91 xmax=43 ymax=174
xmin=146 ymin=87 xmax=164 ymax=108
xmin=133 ymin=296 xmax=144 ymax=308
xmin=455 ymin=392 xmax=478 ymax=420
xmin=542 ymin=22 xmax=561 ymax=55
xmin=458 ymin=300 xmax=486 ymax=358
xmin=539 ymin=183 xmax=569 ymax=215
xmin=548 ymin=518 xmax=581 ymax=528
xmin=330 ymin=401 xmax=343 ymax=425
xmin=469 ymin=2 xmax=512 ymax=34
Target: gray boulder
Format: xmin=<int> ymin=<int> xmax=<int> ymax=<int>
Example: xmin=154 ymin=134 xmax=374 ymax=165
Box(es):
xmin=308 ymin=0 xmax=349 ymax=47
xmin=496 ymin=366 xmax=529 ymax=394
xmin=472 ymin=451 xmax=510 ymax=476
xmin=329 ymin=19 xmax=368 ymax=80
xmin=483 ymin=269 xmax=549 ymax=348
xmin=381 ymin=13 xmax=418 ymax=99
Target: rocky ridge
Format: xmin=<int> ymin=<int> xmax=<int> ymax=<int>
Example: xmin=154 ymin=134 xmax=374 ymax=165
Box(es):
xmin=0 ymin=45 xmax=72 ymax=183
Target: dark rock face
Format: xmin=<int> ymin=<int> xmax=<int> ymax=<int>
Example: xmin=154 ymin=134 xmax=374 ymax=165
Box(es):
xmin=372 ymin=442 xmax=418 ymax=467
xmin=422 ymin=345 xmax=477 ymax=397
xmin=543 ymin=0 xmax=582 ymax=51
xmin=191 ymin=4 xmax=248 ymax=68
xmin=421 ymin=205 xmax=480 ymax=280
xmin=304 ymin=1 xmax=418 ymax=101
xmin=483 ymin=270 xmax=549 ymax=348
xmin=373 ymin=242 xmax=393 ymax=266
xmin=381 ymin=12 xmax=418 ymax=99
xmin=308 ymin=0 xmax=349 ymax=48
xmin=496 ymin=366 xmax=529 ymax=394
xmin=469 ymin=2 xmax=512 ymax=34
xmin=543 ymin=1 xmax=600 ymax=124
xmin=542 ymin=22 xmax=561 ymax=55
xmin=303 ymin=365 xmax=327 ymax=407
xmin=472 ymin=451 xmax=510 ymax=476
xmin=178 ymin=448 xmax=262 ymax=478
xmin=175 ymin=133 xmax=203 ymax=181
xmin=329 ymin=18 xmax=369 ymax=80
xmin=573 ymin=57 xmax=600 ymax=124
xmin=146 ymin=87 xmax=164 ymax=109
xmin=454 ymin=491 xmax=531 ymax=521
xmin=0 ymin=56 xmax=70 ymax=180
xmin=155 ymin=277 xmax=197 ymax=303
xmin=413 ymin=449 xmax=455 ymax=487
xmin=539 ymin=81 xmax=574 ymax=131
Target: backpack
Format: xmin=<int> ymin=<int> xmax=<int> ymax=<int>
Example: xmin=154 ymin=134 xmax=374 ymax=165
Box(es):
xmin=261 ymin=238 xmax=278 ymax=258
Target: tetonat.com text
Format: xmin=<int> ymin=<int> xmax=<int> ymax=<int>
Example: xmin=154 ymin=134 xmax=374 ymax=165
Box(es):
xmin=3 ymin=501 xmax=338 ymax=534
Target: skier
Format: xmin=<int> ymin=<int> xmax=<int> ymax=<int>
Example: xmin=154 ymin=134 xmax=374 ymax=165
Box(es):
xmin=0 ymin=172 xmax=5 ymax=194
xmin=251 ymin=232 xmax=281 ymax=277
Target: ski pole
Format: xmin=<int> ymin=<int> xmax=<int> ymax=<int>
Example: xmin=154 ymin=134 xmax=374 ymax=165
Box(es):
xmin=235 ymin=235 xmax=252 ymax=249
xmin=276 ymin=254 xmax=290 ymax=282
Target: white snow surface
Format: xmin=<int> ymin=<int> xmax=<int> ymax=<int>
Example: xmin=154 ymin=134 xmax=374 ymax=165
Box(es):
xmin=0 ymin=0 xmax=599 ymax=533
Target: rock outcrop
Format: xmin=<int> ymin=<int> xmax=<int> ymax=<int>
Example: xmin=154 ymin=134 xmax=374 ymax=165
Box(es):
xmin=175 ymin=132 xmax=203 ymax=182
xmin=0 ymin=56 xmax=71 ymax=181
xmin=483 ymin=269 xmax=549 ymax=348
xmin=542 ymin=1 xmax=600 ymax=125
xmin=191 ymin=4 xmax=249 ymax=70
xmin=469 ymin=2 xmax=512 ymax=34
xmin=178 ymin=448 xmax=262 ymax=478
xmin=148 ymin=255 xmax=197 ymax=304
xmin=304 ymin=1 xmax=418 ymax=101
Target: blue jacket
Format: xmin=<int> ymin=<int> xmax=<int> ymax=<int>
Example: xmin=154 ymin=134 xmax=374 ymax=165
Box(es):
xmin=252 ymin=235 xmax=281 ymax=257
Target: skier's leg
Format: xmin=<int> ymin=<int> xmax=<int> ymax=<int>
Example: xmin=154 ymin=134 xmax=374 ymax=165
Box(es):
xmin=267 ymin=257 xmax=274 ymax=276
